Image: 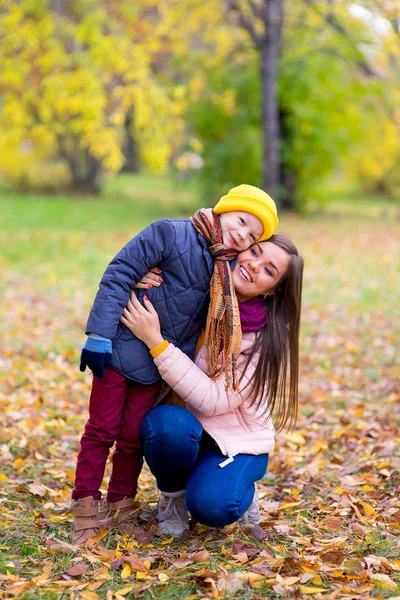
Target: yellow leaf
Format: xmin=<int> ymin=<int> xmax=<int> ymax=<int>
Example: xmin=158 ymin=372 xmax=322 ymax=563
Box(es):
xmin=361 ymin=502 xmax=377 ymax=516
xmin=158 ymin=573 xmax=169 ymax=583
xmin=280 ymin=576 xmax=301 ymax=586
xmin=221 ymin=545 xmax=227 ymax=555
xmin=238 ymin=572 xmax=265 ymax=584
xmin=7 ymin=582 xmax=32 ymax=595
xmin=370 ymin=573 xmax=397 ymax=591
xmin=0 ymin=474 xmax=9 ymax=481
xmin=161 ymin=536 xmax=174 ymax=544
xmin=115 ymin=586 xmax=134 ymax=596
xmin=300 ymin=586 xmax=327 ymax=594
xmin=284 ymin=432 xmax=306 ymax=446
xmin=87 ymin=529 xmax=109 ymax=544
xmin=311 ymin=575 xmax=323 ymax=585
xmin=121 ymin=564 xmax=131 ymax=579
xmin=143 ymin=560 xmax=151 ymax=569
xmin=280 ymin=501 xmax=302 ymax=510
xmin=136 ymin=571 xmax=152 ymax=581
xmin=362 ymin=484 xmax=373 ymax=492
xmin=80 ymin=593 xmax=100 ymax=600
xmin=12 ymin=458 xmax=25 ymax=471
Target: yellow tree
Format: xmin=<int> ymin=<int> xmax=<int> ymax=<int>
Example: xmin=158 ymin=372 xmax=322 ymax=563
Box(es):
xmin=0 ymin=0 xmax=184 ymax=192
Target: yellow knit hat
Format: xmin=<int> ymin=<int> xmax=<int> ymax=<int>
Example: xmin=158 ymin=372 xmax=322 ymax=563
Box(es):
xmin=214 ymin=184 xmax=278 ymax=241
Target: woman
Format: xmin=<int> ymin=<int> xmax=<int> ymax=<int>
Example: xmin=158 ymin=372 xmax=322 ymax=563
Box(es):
xmin=121 ymin=234 xmax=303 ymax=536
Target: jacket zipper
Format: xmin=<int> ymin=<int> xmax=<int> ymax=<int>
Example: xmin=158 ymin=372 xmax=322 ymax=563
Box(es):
xmin=218 ymin=454 xmax=234 ymax=468
xmin=204 ymin=429 xmax=235 ymax=468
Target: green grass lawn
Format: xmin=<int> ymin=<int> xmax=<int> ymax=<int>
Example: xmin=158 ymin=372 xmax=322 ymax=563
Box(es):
xmin=1 ymin=174 xmax=399 ymax=599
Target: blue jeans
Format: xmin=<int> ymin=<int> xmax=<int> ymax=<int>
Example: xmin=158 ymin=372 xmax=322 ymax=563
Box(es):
xmin=139 ymin=405 xmax=269 ymax=527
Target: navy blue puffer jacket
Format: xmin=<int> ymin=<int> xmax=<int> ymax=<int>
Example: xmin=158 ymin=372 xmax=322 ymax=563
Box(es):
xmin=86 ymin=218 xmax=214 ymax=384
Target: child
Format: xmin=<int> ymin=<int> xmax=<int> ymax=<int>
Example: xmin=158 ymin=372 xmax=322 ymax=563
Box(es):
xmin=71 ymin=184 xmax=278 ymax=544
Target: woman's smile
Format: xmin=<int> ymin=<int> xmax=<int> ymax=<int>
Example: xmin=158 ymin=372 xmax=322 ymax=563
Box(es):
xmin=238 ymin=265 xmax=253 ymax=282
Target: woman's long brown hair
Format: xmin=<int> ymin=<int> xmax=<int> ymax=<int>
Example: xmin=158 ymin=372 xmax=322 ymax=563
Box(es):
xmin=241 ymin=234 xmax=304 ymax=432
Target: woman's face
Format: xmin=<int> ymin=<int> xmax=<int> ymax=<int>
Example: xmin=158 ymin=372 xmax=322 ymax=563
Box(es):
xmin=219 ymin=211 xmax=264 ymax=252
xmin=232 ymin=241 xmax=290 ymax=301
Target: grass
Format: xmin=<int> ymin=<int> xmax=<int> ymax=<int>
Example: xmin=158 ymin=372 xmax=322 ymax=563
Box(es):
xmin=0 ymin=173 xmax=400 ymax=599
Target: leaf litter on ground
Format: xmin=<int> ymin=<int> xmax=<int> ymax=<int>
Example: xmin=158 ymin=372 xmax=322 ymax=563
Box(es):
xmin=0 ymin=214 xmax=399 ymax=598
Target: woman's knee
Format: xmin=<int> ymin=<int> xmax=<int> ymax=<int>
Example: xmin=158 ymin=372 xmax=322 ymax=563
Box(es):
xmin=139 ymin=405 xmax=202 ymax=447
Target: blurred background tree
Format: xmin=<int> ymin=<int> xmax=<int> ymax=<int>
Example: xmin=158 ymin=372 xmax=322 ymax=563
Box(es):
xmin=0 ymin=0 xmax=398 ymax=208
xmin=0 ymin=0 xmax=184 ymax=193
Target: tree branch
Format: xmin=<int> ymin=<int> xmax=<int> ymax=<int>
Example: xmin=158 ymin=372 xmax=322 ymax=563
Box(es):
xmin=247 ymin=0 xmax=267 ymax=23
xmin=225 ymin=0 xmax=264 ymax=48
xmin=302 ymin=0 xmax=380 ymax=78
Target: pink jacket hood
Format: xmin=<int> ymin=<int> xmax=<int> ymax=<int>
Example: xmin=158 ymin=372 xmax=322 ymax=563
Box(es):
xmin=153 ymin=332 xmax=275 ymax=457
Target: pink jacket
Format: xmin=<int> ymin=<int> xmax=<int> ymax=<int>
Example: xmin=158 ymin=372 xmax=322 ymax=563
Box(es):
xmin=153 ymin=332 xmax=275 ymax=459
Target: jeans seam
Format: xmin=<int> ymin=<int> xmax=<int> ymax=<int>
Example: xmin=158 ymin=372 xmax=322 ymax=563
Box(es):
xmin=231 ymin=455 xmax=255 ymax=518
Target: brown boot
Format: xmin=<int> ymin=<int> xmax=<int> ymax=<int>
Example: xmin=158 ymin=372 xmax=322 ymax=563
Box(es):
xmin=71 ymin=496 xmax=100 ymax=545
xmin=99 ymin=497 xmax=140 ymax=529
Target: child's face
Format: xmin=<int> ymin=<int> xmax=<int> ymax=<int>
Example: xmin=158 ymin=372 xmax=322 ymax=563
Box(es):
xmin=219 ymin=211 xmax=264 ymax=252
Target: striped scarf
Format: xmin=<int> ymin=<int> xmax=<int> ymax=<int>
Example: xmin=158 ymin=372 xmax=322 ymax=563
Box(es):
xmin=190 ymin=209 xmax=242 ymax=391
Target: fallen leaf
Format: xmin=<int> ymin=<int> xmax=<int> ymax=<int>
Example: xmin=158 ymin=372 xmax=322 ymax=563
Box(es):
xmin=237 ymin=572 xmax=265 ymax=585
xmin=115 ymin=586 xmax=134 ymax=596
xmin=65 ymin=563 xmax=86 ymax=577
xmin=123 ymin=554 xmax=148 ymax=572
xmin=320 ymin=551 xmax=346 ymax=565
xmin=86 ymin=529 xmax=109 ymax=545
xmin=248 ymin=524 xmax=268 ymax=541
xmin=80 ymin=593 xmax=100 ymax=600
xmin=300 ymin=586 xmax=328 ymax=594
xmin=231 ymin=551 xmax=248 ymax=563
xmin=121 ymin=564 xmax=131 ymax=579
xmin=161 ymin=536 xmax=174 ymax=544
xmin=361 ymin=501 xmax=377 ymax=517
xmin=47 ymin=539 xmax=77 ymax=554
xmin=204 ymin=577 xmax=220 ymax=599
xmin=28 ymin=482 xmax=47 ymax=497
xmin=217 ymin=573 xmax=244 ymax=594
xmin=274 ymin=524 xmax=290 ymax=533
xmin=369 ymin=573 xmax=398 ymax=591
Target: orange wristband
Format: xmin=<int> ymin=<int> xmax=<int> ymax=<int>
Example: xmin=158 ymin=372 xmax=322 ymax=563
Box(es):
xmin=150 ymin=340 xmax=170 ymax=358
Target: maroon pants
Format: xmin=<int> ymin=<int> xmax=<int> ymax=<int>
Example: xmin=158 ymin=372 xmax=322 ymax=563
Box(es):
xmin=72 ymin=367 xmax=162 ymax=502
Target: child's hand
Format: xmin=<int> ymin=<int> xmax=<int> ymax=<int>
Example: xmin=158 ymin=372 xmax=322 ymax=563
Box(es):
xmin=135 ymin=268 xmax=163 ymax=289
xmin=120 ymin=291 xmax=164 ymax=349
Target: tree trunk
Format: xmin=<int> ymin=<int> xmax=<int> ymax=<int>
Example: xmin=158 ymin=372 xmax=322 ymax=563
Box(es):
xmin=279 ymin=107 xmax=297 ymax=210
xmin=122 ymin=107 xmax=139 ymax=173
xmin=260 ymin=0 xmax=284 ymax=207
xmin=67 ymin=151 xmax=103 ymax=195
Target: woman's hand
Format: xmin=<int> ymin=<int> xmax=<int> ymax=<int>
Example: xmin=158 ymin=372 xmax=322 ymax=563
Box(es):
xmin=120 ymin=291 xmax=164 ymax=350
xmin=134 ymin=268 xmax=163 ymax=289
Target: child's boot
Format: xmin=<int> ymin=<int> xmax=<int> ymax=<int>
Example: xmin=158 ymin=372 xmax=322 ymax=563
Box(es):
xmin=71 ymin=496 xmax=100 ymax=545
xmin=100 ymin=496 xmax=140 ymax=529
